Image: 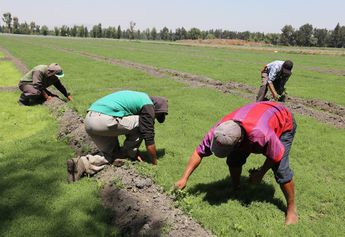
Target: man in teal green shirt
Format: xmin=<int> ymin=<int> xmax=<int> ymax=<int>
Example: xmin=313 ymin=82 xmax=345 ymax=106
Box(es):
xmin=67 ymin=90 xmax=168 ymax=182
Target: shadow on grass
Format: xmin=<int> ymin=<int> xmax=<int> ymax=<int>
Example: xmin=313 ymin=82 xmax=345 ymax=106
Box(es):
xmin=140 ymin=148 xmax=166 ymax=161
xmin=0 ymin=131 xmax=117 ymax=237
xmin=187 ymin=176 xmax=286 ymax=213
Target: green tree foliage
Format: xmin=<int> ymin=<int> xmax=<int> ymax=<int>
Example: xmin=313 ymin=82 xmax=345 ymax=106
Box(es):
xmin=295 ymin=23 xmax=315 ymax=46
xmin=2 ymin=12 xmax=12 ymax=33
xmin=128 ymin=21 xmax=136 ymax=40
xmin=188 ymin=27 xmax=201 ymax=40
xmin=40 ymin=25 xmax=49 ymax=35
xmin=12 ymin=17 xmax=19 ymax=34
xmin=160 ymin=26 xmax=170 ymax=40
xmin=1 ymin=12 xmax=345 ymax=48
xmin=151 ymin=27 xmax=157 ymax=40
xmin=313 ymin=28 xmax=330 ymax=47
xmin=117 ymin=25 xmax=121 ymax=39
xmin=280 ymin=25 xmax=295 ymax=45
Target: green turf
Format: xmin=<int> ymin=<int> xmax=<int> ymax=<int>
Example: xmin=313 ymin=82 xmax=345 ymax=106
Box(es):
xmin=0 ymin=35 xmax=344 ymax=236
xmin=0 ymin=74 xmax=118 ymax=236
xmin=1 ymin=35 xmax=344 ymax=106
xmin=0 ymin=61 xmax=22 ymax=86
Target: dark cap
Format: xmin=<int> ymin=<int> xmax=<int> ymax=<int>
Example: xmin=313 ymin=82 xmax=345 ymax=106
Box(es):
xmin=282 ymin=60 xmax=293 ymax=76
xmin=150 ymin=96 xmax=168 ymax=123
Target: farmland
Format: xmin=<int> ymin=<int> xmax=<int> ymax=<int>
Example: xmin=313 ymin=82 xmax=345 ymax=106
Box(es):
xmin=0 ymin=34 xmax=345 ymax=236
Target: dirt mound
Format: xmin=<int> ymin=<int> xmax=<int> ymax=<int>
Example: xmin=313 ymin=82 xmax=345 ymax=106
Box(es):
xmin=44 ymin=98 xmax=98 ymax=156
xmin=98 ymin=166 xmax=212 ymax=237
xmin=0 ymin=86 xmax=18 ymax=92
xmin=179 ymin=39 xmax=270 ymax=47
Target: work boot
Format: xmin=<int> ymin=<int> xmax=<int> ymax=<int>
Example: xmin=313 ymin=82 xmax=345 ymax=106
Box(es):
xmin=67 ymin=158 xmax=86 ymax=183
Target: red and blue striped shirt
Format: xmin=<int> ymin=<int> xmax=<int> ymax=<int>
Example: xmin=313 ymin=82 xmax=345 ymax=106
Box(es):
xmin=196 ymin=102 xmax=294 ymax=163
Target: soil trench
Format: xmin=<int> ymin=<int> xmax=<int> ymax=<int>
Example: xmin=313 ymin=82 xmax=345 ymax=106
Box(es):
xmin=0 ymin=47 xmax=214 ymax=237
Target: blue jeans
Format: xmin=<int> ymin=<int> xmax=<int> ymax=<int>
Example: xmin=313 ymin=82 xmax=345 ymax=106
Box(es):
xmin=226 ymin=118 xmax=297 ymax=184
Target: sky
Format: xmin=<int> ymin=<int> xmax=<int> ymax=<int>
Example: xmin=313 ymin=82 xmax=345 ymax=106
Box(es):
xmin=1 ymin=0 xmax=345 ymax=33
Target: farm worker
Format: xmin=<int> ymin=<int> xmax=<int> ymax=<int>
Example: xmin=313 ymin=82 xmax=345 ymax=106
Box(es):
xmin=256 ymin=60 xmax=293 ymax=102
xmin=18 ymin=63 xmax=73 ymax=105
xmin=175 ymin=101 xmax=298 ymax=225
xmin=67 ymin=90 xmax=168 ymax=182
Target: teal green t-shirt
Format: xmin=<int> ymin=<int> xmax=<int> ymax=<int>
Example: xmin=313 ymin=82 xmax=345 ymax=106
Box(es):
xmin=88 ymin=90 xmax=153 ymax=117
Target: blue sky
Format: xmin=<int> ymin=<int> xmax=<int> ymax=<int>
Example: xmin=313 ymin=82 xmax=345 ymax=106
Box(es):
xmin=1 ymin=0 xmax=344 ymax=33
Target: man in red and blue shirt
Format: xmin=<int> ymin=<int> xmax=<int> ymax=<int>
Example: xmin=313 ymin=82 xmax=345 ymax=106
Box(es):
xmin=175 ymin=101 xmax=298 ymax=225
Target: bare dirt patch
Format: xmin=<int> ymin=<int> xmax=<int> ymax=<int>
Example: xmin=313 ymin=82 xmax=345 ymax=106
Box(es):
xmin=177 ymin=40 xmax=345 ymax=56
xmin=0 ymin=86 xmax=18 ymax=92
xmin=307 ymin=66 xmax=345 ymax=77
xmin=179 ymin=39 xmax=271 ymax=47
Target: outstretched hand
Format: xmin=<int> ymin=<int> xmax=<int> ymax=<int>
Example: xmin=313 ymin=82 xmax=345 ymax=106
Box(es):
xmin=175 ymin=178 xmax=187 ymax=190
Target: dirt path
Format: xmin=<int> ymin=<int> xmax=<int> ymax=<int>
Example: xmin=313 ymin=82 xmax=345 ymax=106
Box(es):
xmin=0 ymin=47 xmax=215 ymax=237
xmin=58 ymin=47 xmax=345 ymax=129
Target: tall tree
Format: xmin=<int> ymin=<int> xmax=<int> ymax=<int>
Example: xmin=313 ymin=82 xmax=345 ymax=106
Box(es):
xmin=151 ymin=27 xmax=157 ymax=40
xmin=296 ymin=23 xmax=314 ymax=46
xmin=19 ymin=22 xmax=30 ymax=34
xmin=128 ymin=21 xmax=136 ymax=40
xmin=2 ymin=12 xmax=12 ymax=33
xmin=30 ymin=21 xmax=36 ymax=34
xmin=12 ymin=17 xmax=20 ymax=34
xmin=330 ymin=23 xmax=342 ymax=48
xmin=160 ymin=26 xmax=170 ymax=40
xmin=117 ymin=25 xmax=121 ymax=39
xmin=313 ymin=28 xmax=329 ymax=47
xmin=40 ymin=25 xmax=49 ymax=36
xmin=54 ymin=27 xmax=59 ymax=36
xmin=280 ymin=25 xmax=295 ymax=45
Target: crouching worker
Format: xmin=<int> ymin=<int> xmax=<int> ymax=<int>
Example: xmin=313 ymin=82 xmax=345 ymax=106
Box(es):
xmin=18 ymin=63 xmax=73 ymax=105
xmin=256 ymin=60 xmax=293 ymax=102
xmin=67 ymin=90 xmax=168 ymax=182
xmin=175 ymin=101 xmax=298 ymax=225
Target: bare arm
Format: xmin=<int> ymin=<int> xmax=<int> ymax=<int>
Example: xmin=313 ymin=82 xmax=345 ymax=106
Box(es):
xmin=175 ymin=150 xmax=202 ymax=189
xmin=146 ymin=144 xmax=158 ymax=165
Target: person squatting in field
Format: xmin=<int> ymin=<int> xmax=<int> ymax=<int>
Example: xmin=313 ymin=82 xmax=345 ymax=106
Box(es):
xmin=67 ymin=90 xmax=168 ymax=182
xmin=18 ymin=63 xmax=73 ymax=105
xmin=256 ymin=60 xmax=293 ymax=102
xmin=175 ymin=101 xmax=298 ymax=225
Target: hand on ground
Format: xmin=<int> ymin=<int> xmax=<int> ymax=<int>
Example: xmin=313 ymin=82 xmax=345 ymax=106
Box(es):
xmin=175 ymin=179 xmax=187 ymax=190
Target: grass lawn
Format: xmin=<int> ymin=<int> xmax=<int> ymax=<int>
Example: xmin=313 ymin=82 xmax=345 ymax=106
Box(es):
xmin=0 ymin=60 xmax=118 ymax=237
xmin=0 ymin=35 xmax=345 ymax=236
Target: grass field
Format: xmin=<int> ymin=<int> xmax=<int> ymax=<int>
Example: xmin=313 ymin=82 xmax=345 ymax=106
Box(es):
xmin=1 ymin=35 xmax=345 ymax=236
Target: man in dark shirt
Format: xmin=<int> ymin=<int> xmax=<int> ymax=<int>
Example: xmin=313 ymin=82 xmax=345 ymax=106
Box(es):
xmin=18 ymin=63 xmax=72 ymax=105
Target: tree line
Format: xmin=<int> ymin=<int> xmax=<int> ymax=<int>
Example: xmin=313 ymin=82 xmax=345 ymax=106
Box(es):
xmin=1 ymin=12 xmax=345 ymax=48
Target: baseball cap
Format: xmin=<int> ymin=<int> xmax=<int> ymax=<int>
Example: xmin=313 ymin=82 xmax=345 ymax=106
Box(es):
xmin=48 ymin=63 xmax=64 ymax=78
xmin=282 ymin=60 xmax=293 ymax=76
xmin=150 ymin=96 xmax=168 ymax=123
xmin=210 ymin=120 xmax=242 ymax=158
